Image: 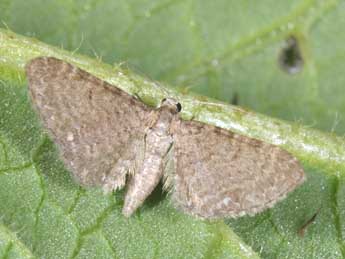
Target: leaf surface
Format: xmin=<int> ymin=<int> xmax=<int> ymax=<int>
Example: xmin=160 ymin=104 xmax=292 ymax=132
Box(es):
xmin=1 ymin=0 xmax=345 ymax=258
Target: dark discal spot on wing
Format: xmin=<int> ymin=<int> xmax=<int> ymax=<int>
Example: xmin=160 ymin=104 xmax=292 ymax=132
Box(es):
xmin=171 ymin=119 xmax=305 ymax=219
xmin=26 ymin=57 xmax=151 ymax=186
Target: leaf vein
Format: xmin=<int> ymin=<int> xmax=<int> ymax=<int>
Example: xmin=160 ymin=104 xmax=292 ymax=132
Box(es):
xmin=2 ymin=241 xmax=13 ymax=259
xmin=67 ymin=187 xmax=86 ymax=215
xmin=330 ymin=175 xmax=345 ymax=258
xmin=70 ymin=199 xmax=117 ymax=259
xmin=0 ymin=163 xmax=33 ymax=174
xmin=0 ymin=138 xmax=9 ymax=166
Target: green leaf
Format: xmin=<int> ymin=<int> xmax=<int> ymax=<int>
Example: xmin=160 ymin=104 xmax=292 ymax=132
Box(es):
xmin=1 ymin=0 xmax=345 ymax=258
xmin=0 ymin=224 xmax=35 ymax=259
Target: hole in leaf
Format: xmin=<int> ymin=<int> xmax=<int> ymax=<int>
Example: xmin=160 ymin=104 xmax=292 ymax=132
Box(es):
xmin=278 ymin=36 xmax=303 ymax=74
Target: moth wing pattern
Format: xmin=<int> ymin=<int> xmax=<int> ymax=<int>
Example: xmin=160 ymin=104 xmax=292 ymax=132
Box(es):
xmin=26 ymin=57 xmax=152 ymax=187
xmin=171 ymin=119 xmax=305 ymax=219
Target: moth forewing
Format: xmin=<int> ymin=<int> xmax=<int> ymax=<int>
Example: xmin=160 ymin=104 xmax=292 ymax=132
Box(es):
xmin=170 ymin=119 xmax=305 ymax=219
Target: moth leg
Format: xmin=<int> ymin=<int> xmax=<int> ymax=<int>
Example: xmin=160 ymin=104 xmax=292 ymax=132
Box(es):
xmin=102 ymin=136 xmax=145 ymax=193
xmin=162 ymin=144 xmax=175 ymax=193
xmin=146 ymin=110 xmax=159 ymax=128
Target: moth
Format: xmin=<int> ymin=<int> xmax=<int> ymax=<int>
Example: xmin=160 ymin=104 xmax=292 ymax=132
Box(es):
xmin=26 ymin=57 xmax=305 ymax=219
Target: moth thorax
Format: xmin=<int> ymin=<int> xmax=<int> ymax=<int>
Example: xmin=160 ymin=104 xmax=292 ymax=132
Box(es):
xmin=155 ymin=109 xmax=174 ymax=133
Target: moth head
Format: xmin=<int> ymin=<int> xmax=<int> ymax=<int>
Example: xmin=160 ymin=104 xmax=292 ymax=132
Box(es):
xmin=160 ymin=98 xmax=182 ymax=114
